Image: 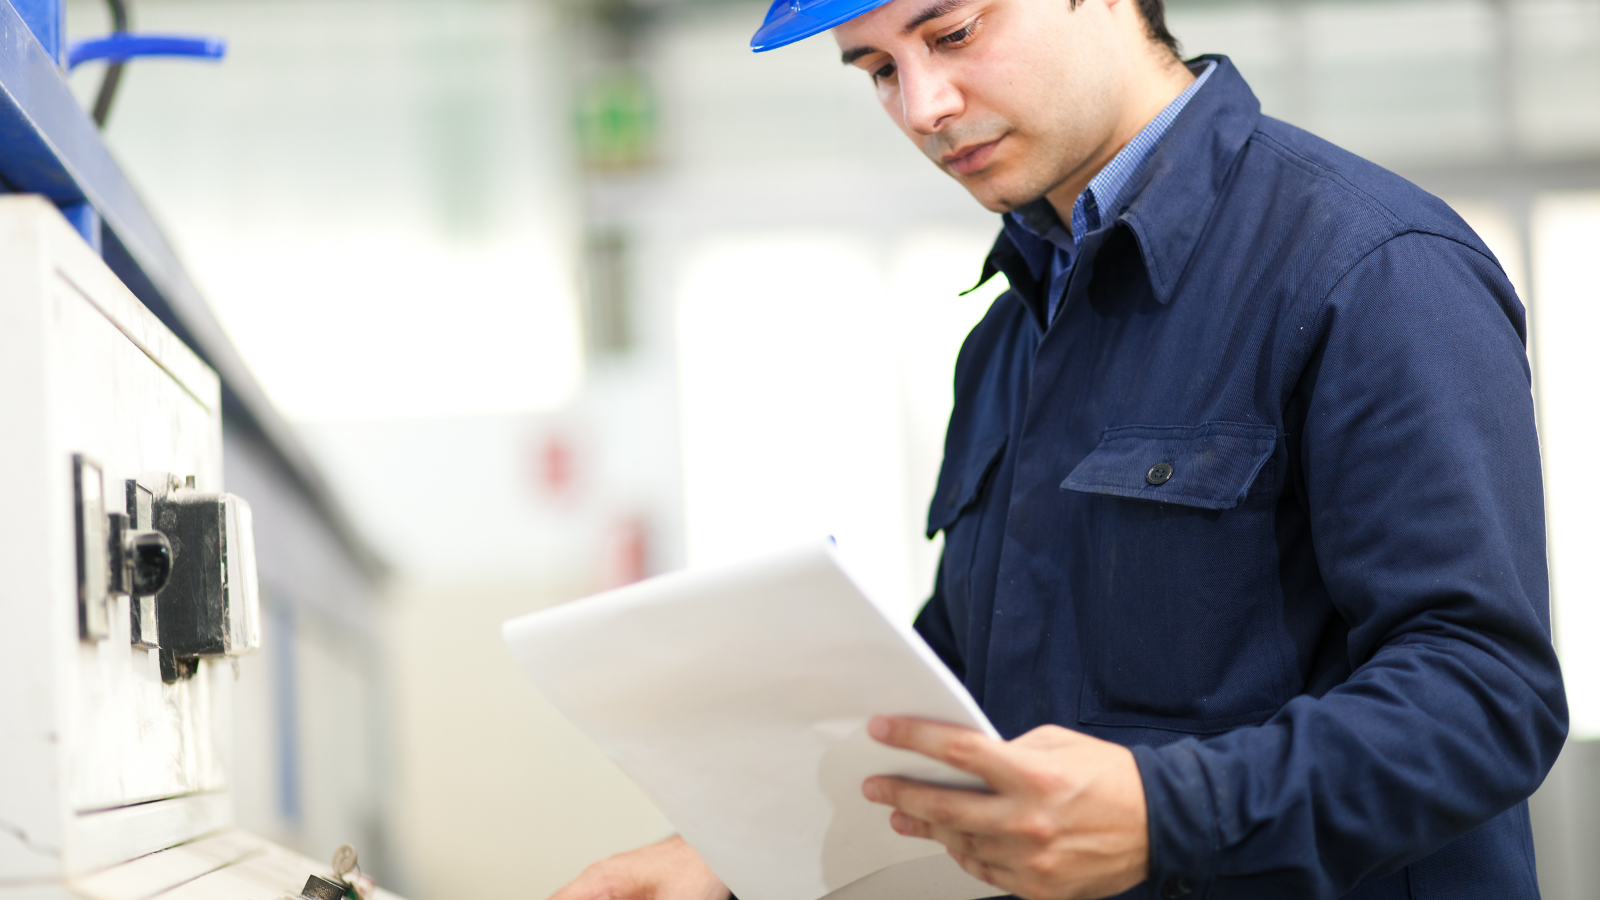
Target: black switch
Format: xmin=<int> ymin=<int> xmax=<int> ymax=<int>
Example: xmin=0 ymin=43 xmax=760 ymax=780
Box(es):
xmin=152 ymin=489 xmax=260 ymax=682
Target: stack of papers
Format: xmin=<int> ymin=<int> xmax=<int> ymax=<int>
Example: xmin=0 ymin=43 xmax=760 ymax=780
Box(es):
xmin=501 ymin=542 xmax=1002 ymax=900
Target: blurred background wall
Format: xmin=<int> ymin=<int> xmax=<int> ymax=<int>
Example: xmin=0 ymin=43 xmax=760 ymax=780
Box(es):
xmin=59 ymin=0 xmax=1600 ymax=897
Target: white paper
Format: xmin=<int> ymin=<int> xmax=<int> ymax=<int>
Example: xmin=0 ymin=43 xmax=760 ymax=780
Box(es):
xmin=501 ymin=542 xmax=1002 ymax=900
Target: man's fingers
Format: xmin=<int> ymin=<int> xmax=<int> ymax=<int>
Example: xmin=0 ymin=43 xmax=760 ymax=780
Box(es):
xmin=886 ymin=808 xmax=1023 ymax=894
xmin=889 ymin=810 xmax=932 ymax=838
xmin=948 ymin=848 xmax=1013 ymax=891
xmin=543 ymin=836 xmax=728 ymax=900
xmin=919 ymin=819 xmax=1023 ymax=863
xmin=546 ymin=866 xmax=624 ymax=900
xmin=868 ymin=716 xmax=1018 ymax=787
xmin=866 ymin=776 xmax=1009 ymax=832
xmin=892 ymin=811 xmax=1002 ymax=860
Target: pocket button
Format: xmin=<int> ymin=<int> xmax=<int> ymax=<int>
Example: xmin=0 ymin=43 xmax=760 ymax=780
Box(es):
xmin=1146 ymin=462 xmax=1174 ymax=486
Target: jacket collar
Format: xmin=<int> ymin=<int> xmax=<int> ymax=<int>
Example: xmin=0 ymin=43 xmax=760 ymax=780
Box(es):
xmin=968 ymin=55 xmax=1261 ymax=307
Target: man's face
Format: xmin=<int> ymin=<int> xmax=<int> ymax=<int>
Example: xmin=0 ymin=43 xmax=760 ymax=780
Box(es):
xmin=834 ymin=0 xmax=1128 ymax=213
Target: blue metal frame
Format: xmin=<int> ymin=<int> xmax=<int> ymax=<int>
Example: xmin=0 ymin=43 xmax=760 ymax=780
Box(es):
xmin=0 ymin=0 xmax=382 ymax=575
xmin=10 ymin=0 xmax=60 ymax=62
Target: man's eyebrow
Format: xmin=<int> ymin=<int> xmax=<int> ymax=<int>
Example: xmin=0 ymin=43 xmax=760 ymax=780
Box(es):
xmin=841 ymin=45 xmax=880 ymax=65
xmin=901 ymin=0 xmax=975 ymax=33
xmin=839 ymin=0 xmax=975 ymax=64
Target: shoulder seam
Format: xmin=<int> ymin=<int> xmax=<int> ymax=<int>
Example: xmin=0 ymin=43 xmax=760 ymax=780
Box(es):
xmin=1250 ymin=130 xmax=1408 ymax=232
xmin=1244 ymin=131 xmax=1513 ymax=320
xmin=1311 ymin=229 xmax=1507 ymax=329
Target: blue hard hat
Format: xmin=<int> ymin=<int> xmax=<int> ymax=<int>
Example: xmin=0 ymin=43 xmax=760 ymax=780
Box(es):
xmin=750 ymin=0 xmax=894 ymax=52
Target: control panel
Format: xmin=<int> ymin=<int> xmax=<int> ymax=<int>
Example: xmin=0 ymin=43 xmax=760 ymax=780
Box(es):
xmin=74 ymin=459 xmax=262 ymax=681
xmin=0 ymin=196 xmax=397 ymax=898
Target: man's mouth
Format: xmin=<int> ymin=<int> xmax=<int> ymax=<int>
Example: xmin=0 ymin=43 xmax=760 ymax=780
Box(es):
xmin=942 ymin=137 xmax=1003 ymax=176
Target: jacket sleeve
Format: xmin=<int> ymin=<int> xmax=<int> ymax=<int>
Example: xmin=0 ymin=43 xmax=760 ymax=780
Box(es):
xmin=1131 ymin=232 xmax=1568 ymax=898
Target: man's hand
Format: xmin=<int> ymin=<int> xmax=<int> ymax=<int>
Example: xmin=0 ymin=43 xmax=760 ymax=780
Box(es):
xmin=863 ymin=716 xmax=1149 ymax=900
xmin=548 ymin=835 xmax=729 ymax=900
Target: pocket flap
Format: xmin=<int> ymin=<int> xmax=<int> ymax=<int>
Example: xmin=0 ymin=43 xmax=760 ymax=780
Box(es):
xmin=1061 ymin=422 xmax=1277 ymax=510
xmin=926 ymin=434 xmax=1008 ymax=537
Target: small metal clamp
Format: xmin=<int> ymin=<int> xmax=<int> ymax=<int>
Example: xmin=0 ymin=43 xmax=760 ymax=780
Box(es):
xmin=299 ymin=844 xmax=370 ymax=900
xmin=300 ymin=876 xmax=347 ymax=900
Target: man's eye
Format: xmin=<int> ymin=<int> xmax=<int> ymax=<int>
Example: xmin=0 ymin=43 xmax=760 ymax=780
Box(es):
xmin=938 ymin=22 xmax=976 ymax=45
xmin=873 ymin=61 xmax=897 ymax=81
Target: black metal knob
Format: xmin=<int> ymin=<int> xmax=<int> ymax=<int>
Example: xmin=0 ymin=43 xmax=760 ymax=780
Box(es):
xmin=126 ymin=530 xmax=172 ymax=596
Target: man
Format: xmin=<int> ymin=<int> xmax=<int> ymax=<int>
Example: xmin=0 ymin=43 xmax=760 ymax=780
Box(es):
xmin=551 ymin=0 xmax=1567 ymax=897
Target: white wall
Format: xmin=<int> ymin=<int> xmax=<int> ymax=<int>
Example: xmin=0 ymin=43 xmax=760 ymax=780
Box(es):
xmin=67 ymin=0 xmax=584 ymax=423
xmin=1532 ymin=193 xmax=1600 ymax=739
xmin=384 ymin=581 xmax=676 ymax=900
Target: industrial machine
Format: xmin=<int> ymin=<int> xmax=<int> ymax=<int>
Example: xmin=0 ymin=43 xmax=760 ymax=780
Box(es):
xmin=0 ymin=0 xmax=395 ymax=896
xmin=0 ymin=191 xmax=392 ymax=900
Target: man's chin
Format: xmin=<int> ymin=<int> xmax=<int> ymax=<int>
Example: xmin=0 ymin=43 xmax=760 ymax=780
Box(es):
xmin=947 ymin=167 xmax=1040 ymax=215
xmin=958 ymin=179 xmax=1032 ymax=215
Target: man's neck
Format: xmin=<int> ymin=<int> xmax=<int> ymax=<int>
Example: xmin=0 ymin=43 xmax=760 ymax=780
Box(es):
xmin=1043 ymin=54 xmax=1196 ymax=224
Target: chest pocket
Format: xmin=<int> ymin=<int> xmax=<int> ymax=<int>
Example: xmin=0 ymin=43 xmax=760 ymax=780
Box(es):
xmin=1062 ymin=422 xmax=1276 ymax=508
xmin=928 ymin=434 xmax=1008 ymax=627
xmin=927 ymin=434 xmax=1008 ymax=537
xmin=1061 ymin=421 xmax=1294 ymax=733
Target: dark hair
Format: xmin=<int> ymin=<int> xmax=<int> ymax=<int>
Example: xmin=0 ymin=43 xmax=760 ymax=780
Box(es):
xmin=1067 ymin=0 xmax=1182 ymax=57
xmin=1138 ymin=0 xmax=1182 ymax=56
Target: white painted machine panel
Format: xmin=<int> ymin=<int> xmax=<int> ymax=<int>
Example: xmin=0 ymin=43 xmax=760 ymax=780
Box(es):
xmin=0 ymin=196 xmax=392 ymax=900
xmin=0 ymin=194 xmax=230 ymax=883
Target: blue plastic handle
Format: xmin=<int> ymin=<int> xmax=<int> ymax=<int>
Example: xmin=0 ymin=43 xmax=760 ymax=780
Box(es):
xmin=67 ymin=34 xmax=226 ymax=71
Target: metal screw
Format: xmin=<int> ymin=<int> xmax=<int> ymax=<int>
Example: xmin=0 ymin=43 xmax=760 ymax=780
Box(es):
xmin=332 ymin=846 xmax=358 ymax=880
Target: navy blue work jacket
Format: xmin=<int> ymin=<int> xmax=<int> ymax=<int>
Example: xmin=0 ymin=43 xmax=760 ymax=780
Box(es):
xmin=913 ymin=57 xmax=1567 ymax=900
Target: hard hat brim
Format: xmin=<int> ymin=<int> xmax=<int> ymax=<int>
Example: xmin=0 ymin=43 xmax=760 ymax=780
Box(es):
xmin=750 ymin=0 xmax=895 ymax=52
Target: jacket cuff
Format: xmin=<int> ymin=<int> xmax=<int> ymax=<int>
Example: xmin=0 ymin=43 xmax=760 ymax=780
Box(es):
xmin=1132 ymin=741 xmax=1219 ymax=900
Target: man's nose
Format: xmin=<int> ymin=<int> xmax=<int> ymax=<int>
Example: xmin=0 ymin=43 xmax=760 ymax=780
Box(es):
xmin=898 ymin=60 xmax=961 ymax=135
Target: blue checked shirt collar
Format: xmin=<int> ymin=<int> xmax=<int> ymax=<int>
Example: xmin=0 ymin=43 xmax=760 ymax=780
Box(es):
xmin=1004 ymin=60 xmax=1217 ymax=321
